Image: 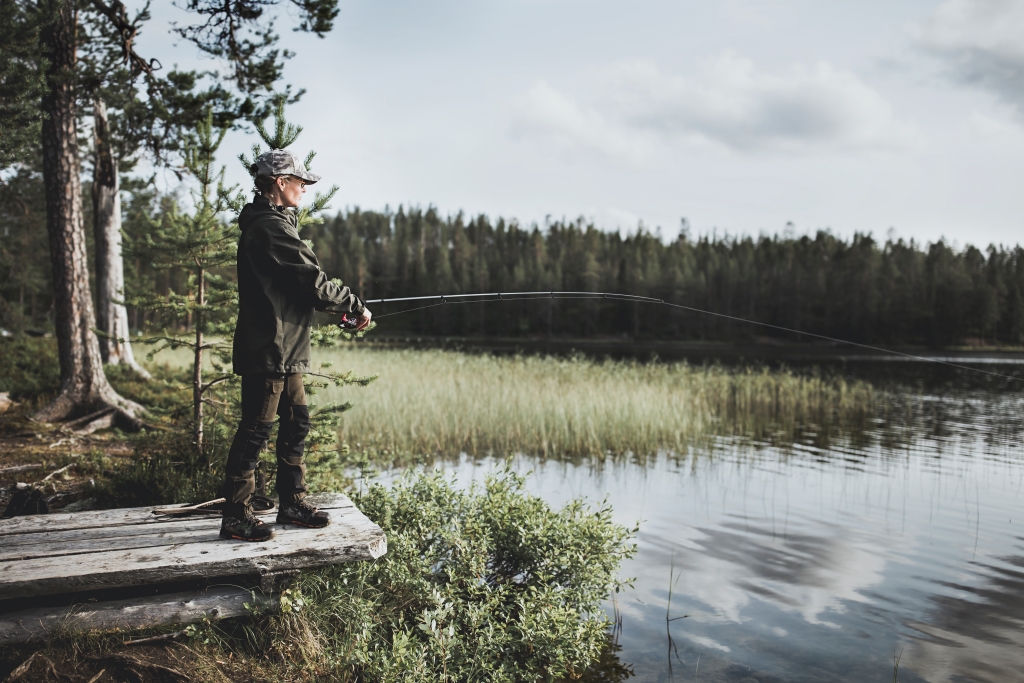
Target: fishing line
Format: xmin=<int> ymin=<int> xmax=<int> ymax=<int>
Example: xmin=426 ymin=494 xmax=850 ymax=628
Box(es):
xmin=371 ymin=294 xmax=642 ymax=320
xmin=361 ymin=291 xmax=1021 ymax=382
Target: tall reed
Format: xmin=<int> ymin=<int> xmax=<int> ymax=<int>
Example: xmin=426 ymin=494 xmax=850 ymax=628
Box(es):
xmin=314 ymin=347 xmax=876 ymax=459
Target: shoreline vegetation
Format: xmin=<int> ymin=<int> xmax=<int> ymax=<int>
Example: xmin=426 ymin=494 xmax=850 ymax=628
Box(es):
xmin=319 ymin=346 xmax=880 ymax=460
xmin=0 ymin=339 xmax=644 ymax=682
xmin=2 ymin=338 xmax=889 ymax=682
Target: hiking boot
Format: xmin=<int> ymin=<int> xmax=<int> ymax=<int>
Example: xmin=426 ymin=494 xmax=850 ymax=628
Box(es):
xmin=277 ymin=499 xmax=330 ymax=528
xmin=220 ymin=511 xmax=275 ymax=541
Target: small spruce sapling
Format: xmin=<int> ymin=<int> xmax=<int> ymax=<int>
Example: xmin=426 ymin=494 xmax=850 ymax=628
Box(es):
xmin=125 ymin=111 xmax=245 ymax=450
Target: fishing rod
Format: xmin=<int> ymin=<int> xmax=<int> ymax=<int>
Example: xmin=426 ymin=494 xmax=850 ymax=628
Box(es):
xmin=339 ymin=290 xmax=1022 ymax=383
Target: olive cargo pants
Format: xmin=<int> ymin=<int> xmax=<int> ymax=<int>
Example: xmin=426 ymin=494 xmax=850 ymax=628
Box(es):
xmin=222 ymin=373 xmax=309 ymax=516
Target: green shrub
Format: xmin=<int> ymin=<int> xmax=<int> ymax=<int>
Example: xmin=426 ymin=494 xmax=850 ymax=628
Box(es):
xmin=260 ymin=466 xmax=636 ymax=682
xmin=95 ymin=429 xmax=226 ymax=508
xmin=0 ymin=337 xmax=60 ymax=399
xmin=105 ymin=362 xmax=194 ymax=417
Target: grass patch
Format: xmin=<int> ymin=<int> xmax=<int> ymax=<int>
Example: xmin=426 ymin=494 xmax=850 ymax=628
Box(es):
xmin=310 ymin=346 xmax=878 ymax=460
xmin=93 ymin=429 xmax=226 ymax=508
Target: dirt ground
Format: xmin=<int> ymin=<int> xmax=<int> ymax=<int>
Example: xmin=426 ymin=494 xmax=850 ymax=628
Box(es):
xmin=0 ymin=405 xmax=134 ymax=514
xmin=1 ymin=642 xmax=274 ymax=683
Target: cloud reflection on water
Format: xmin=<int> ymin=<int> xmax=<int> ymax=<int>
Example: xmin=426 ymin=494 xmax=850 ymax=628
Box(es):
xmin=685 ymin=520 xmax=888 ymax=627
xmin=903 ymin=547 xmax=1024 ymax=683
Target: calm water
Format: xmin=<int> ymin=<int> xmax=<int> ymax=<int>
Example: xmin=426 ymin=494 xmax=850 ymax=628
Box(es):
xmin=386 ymin=361 xmax=1024 ymax=683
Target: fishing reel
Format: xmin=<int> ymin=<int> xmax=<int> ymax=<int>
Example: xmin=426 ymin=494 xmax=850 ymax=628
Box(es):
xmin=337 ymin=312 xmax=362 ymax=330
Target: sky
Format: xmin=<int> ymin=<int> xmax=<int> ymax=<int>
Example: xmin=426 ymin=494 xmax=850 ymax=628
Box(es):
xmin=133 ymin=0 xmax=1024 ymax=247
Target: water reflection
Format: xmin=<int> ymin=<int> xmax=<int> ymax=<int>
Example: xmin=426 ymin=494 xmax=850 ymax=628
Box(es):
xmin=393 ymin=361 xmax=1024 ymax=683
xmin=902 ymin=547 xmax=1024 ymax=682
xmin=575 ymin=638 xmax=636 ymax=682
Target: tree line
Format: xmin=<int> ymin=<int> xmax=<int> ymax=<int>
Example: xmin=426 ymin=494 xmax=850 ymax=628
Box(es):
xmin=309 ymin=208 xmax=1023 ymax=347
xmin=5 ymin=190 xmax=1023 ymax=348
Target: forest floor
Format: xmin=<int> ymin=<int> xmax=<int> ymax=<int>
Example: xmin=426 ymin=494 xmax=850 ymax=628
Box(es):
xmin=0 ymin=407 xmax=257 ymax=683
xmin=0 ymin=406 xmax=135 ymax=515
xmin=2 ymin=643 xmax=268 ymax=683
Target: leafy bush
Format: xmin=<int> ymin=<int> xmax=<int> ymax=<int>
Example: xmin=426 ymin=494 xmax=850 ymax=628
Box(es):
xmin=259 ymin=466 xmax=636 ymax=682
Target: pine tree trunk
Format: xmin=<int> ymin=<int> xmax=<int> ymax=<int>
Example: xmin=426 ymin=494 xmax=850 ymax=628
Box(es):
xmin=35 ymin=2 xmax=142 ymax=424
xmin=92 ymin=97 xmax=151 ymax=379
xmin=193 ymin=270 xmax=204 ymax=449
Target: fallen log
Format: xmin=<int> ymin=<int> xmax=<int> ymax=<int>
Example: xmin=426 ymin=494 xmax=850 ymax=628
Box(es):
xmin=0 ymin=586 xmax=276 ymax=645
xmin=0 ymin=464 xmax=41 ymax=476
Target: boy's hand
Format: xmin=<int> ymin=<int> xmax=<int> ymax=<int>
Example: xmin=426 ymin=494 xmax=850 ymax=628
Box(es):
xmin=356 ymin=308 xmax=372 ymax=331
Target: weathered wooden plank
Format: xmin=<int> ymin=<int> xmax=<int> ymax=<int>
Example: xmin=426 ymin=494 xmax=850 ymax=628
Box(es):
xmin=3 ymin=525 xmax=218 ymax=561
xmin=0 ymin=505 xmax=373 ymax=561
xmin=0 ymin=518 xmax=234 ymax=556
xmin=0 ymin=506 xmax=386 ymax=599
xmin=0 ymin=492 xmax=352 ymax=536
xmin=0 ymin=586 xmax=277 ymax=645
xmin=0 ymin=493 xmax=355 ymax=555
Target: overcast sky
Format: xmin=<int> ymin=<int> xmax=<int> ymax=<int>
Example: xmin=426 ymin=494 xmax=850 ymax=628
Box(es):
xmin=135 ymin=0 xmax=1024 ymax=247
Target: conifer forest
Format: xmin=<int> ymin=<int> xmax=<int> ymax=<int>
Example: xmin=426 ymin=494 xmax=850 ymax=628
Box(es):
xmin=3 ymin=181 xmax=1021 ymax=347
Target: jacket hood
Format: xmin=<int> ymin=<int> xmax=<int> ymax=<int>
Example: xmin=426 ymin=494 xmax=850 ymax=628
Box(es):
xmin=239 ymin=194 xmax=293 ymax=231
xmin=238 ymin=200 xmax=257 ymax=230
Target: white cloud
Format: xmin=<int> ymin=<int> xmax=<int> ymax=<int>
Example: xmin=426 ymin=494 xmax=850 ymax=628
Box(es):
xmin=510 ymin=80 xmax=656 ymax=163
xmin=511 ymin=52 xmax=918 ymax=161
xmin=916 ymin=0 xmax=1024 ymax=113
xmin=970 ymin=109 xmax=1024 ymax=145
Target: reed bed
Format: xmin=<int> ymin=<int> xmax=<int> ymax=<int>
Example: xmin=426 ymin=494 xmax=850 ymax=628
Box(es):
xmin=311 ymin=347 xmax=877 ymax=458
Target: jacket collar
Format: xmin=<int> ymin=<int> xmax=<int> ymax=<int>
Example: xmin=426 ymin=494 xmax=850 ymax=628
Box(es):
xmin=253 ymin=193 xmax=292 ymax=214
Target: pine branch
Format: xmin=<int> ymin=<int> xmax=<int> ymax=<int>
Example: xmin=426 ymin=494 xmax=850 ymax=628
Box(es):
xmin=88 ymin=0 xmax=158 ymax=76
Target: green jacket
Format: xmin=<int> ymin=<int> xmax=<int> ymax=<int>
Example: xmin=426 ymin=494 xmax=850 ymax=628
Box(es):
xmin=233 ymin=195 xmax=363 ymax=375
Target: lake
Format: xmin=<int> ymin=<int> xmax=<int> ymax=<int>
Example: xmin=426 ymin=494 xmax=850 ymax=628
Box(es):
xmin=377 ymin=357 xmax=1024 ymax=683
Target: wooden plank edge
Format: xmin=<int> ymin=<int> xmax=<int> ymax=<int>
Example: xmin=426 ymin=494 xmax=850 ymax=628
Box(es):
xmin=0 ymin=586 xmax=278 ymax=646
xmin=0 ymin=526 xmax=388 ymax=599
xmin=0 ymin=506 xmax=382 ymax=562
xmin=0 ymin=492 xmax=355 ymax=536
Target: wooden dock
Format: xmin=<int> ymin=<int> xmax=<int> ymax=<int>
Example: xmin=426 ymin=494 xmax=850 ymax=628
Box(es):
xmin=0 ymin=493 xmax=386 ymax=644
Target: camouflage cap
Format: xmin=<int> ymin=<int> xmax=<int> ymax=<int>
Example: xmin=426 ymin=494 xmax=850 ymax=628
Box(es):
xmin=252 ymin=149 xmax=321 ymax=184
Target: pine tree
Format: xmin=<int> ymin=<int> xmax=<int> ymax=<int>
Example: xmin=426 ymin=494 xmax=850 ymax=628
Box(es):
xmin=238 ymin=95 xmax=340 ymax=232
xmin=24 ymin=0 xmax=341 ymax=424
xmin=33 ymin=0 xmax=146 ymax=425
xmin=0 ymin=0 xmax=47 ymax=170
xmin=126 ymin=112 xmax=244 ymax=449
